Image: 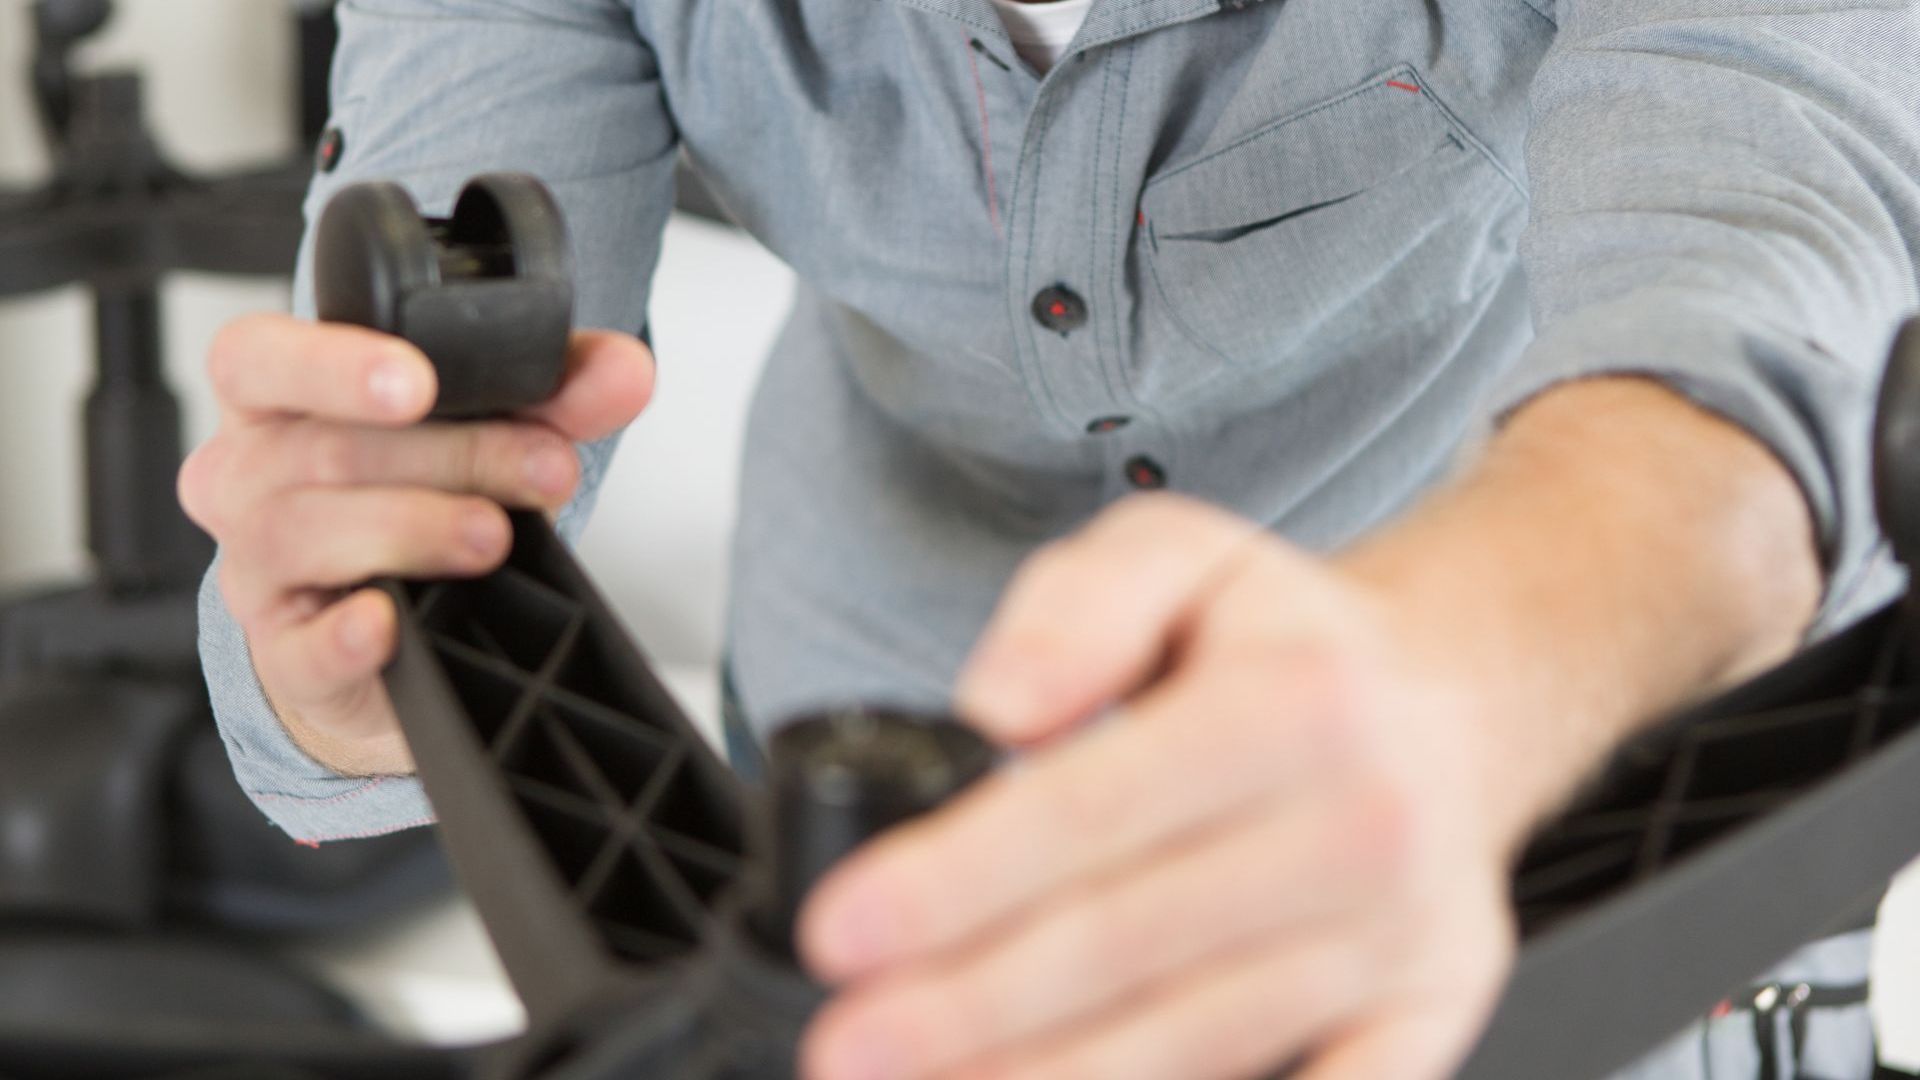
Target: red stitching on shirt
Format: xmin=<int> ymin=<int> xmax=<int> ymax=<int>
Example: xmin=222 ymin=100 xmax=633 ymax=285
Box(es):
xmin=1386 ymin=79 xmax=1421 ymax=93
xmin=293 ymin=815 xmax=438 ymax=846
xmin=965 ymin=38 xmax=1005 ymax=238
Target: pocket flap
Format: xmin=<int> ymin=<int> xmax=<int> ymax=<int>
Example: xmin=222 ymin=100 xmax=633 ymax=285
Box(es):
xmin=1142 ymin=66 xmax=1461 ymax=239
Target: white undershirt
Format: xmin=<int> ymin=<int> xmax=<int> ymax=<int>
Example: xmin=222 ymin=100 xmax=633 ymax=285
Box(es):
xmin=986 ymin=0 xmax=1095 ymax=73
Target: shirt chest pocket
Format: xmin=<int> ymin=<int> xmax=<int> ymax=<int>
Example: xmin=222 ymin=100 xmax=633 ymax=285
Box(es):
xmin=1136 ymin=64 xmax=1527 ymax=378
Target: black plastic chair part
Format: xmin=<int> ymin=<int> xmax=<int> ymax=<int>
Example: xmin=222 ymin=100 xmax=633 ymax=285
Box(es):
xmin=1462 ymin=601 xmax=1920 ymax=1079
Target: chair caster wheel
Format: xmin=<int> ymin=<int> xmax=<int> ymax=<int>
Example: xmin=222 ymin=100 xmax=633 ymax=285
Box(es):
xmin=314 ymin=173 xmax=573 ymax=419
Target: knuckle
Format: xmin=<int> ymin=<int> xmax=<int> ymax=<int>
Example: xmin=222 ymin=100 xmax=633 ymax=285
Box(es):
xmin=1300 ymin=642 xmax=1374 ymax=724
xmin=453 ymin=426 xmax=490 ymax=493
xmin=299 ymin=423 xmax=362 ymax=488
xmin=1210 ymin=661 xmax=1291 ymax=750
xmin=1346 ymin=781 xmax=1422 ymax=884
xmin=1266 ymin=642 xmax=1378 ymax=760
xmin=1031 ymin=767 xmax=1123 ymax=844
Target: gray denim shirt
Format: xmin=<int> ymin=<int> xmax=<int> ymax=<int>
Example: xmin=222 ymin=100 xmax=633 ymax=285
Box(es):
xmin=201 ymin=0 xmax=1920 ymax=844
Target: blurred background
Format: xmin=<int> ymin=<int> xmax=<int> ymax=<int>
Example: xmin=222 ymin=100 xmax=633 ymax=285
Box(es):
xmin=0 ymin=0 xmax=1916 ymax=1070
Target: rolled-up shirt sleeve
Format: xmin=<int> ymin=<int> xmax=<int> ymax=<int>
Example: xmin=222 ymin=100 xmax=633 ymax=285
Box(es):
xmin=201 ymin=0 xmax=677 ymax=841
xmin=1493 ymin=0 xmax=1920 ymax=633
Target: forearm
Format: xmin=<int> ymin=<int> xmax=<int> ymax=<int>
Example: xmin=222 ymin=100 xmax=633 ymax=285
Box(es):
xmin=1340 ymin=376 xmax=1821 ymax=855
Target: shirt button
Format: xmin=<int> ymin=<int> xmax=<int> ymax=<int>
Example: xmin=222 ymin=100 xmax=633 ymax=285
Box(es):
xmin=316 ymin=126 xmax=345 ymax=173
xmin=1124 ymin=456 xmax=1166 ymax=490
xmin=1032 ymin=285 xmax=1088 ymax=333
xmin=1086 ymin=415 xmax=1132 ymax=434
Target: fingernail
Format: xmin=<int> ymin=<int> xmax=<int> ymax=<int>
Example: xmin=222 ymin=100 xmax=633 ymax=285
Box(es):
xmin=523 ymin=445 xmax=575 ymax=499
xmin=367 ymin=357 xmax=422 ymax=415
xmin=462 ymin=509 xmax=505 ymax=557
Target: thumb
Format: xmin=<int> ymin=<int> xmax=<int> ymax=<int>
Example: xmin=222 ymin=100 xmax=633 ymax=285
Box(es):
xmin=521 ymin=330 xmax=657 ymax=443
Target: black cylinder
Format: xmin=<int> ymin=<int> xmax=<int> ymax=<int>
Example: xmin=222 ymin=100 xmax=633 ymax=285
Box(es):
xmin=85 ymin=285 xmax=209 ymax=593
xmin=749 ymin=709 xmax=995 ymax=957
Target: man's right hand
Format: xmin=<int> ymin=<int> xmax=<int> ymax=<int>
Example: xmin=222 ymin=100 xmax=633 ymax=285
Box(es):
xmin=179 ymin=313 xmax=655 ymax=777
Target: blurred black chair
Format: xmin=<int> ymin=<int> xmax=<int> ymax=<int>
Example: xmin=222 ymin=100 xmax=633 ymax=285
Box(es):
xmin=0 ymin=0 xmax=449 ymax=1057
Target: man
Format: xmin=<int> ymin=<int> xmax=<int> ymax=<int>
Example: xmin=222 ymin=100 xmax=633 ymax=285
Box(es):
xmin=180 ymin=0 xmax=1920 ymax=1076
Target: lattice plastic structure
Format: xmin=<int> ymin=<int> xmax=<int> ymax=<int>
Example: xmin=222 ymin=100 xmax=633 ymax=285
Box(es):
xmin=404 ymin=537 xmax=744 ymax=964
xmin=1517 ymin=607 xmax=1914 ymax=935
xmin=1469 ymin=602 xmax=1920 ymax=1078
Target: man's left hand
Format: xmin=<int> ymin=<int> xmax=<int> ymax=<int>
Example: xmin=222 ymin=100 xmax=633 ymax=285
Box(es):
xmin=796 ymin=493 xmax=1528 ymax=1080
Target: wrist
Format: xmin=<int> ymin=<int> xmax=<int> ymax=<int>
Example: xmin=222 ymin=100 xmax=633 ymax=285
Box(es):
xmin=1336 ymin=377 xmax=1821 ymax=857
xmin=263 ymin=680 xmax=416 ymax=778
xmin=1339 ymin=561 xmax=1592 ymax=867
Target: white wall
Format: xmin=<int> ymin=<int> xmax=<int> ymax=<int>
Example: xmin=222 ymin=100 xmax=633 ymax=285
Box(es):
xmin=0 ymin=0 xmax=292 ymax=588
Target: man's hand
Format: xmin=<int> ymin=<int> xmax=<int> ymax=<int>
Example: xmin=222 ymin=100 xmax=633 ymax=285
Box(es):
xmin=795 ymin=378 xmax=1822 ymax=1080
xmin=801 ymin=496 xmax=1518 ymax=1079
xmin=178 ymin=313 xmax=653 ymax=776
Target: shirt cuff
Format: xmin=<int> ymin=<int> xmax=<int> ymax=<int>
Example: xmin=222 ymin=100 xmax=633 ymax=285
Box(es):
xmin=197 ymin=555 xmax=435 ymax=843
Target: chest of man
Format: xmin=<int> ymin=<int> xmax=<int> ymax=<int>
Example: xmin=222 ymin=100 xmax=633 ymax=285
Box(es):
xmin=636 ymin=0 xmax=1551 ymax=423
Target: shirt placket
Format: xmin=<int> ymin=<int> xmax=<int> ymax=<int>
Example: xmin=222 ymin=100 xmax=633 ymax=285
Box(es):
xmin=1006 ymin=46 xmax=1191 ymax=498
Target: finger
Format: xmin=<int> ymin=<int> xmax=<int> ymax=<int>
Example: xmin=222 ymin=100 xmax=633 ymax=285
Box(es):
xmin=520 ymin=330 xmax=656 ymax=442
xmin=800 ymin=651 xmax=1347 ymax=981
xmin=208 ymin=419 xmax=579 ymax=528
xmin=955 ymin=493 xmax=1264 ymax=746
xmin=803 ymin=793 xmax=1403 ymax=1079
xmin=813 ymin=928 xmax=1373 ymax=1080
xmin=1290 ymin=1003 xmax=1488 ymax=1080
xmin=218 ymin=487 xmax=510 ymax=621
xmin=209 ymin=313 xmax=437 ymax=425
xmin=252 ymin=587 xmax=399 ymax=729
